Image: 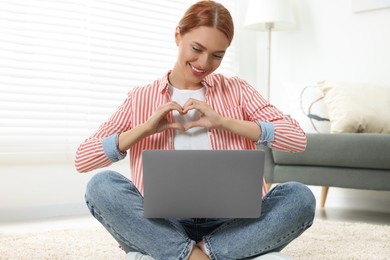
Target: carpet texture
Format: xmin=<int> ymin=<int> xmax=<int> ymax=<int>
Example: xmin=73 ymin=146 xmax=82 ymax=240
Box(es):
xmin=0 ymin=219 xmax=389 ymax=260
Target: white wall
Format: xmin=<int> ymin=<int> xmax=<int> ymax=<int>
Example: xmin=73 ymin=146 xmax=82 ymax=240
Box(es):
xmin=269 ymin=0 xmax=390 ymax=114
xmin=238 ymin=0 xmax=390 ymax=213
xmin=1 ymin=0 xmax=390 ymax=222
xmin=0 ymin=159 xmax=130 ymax=221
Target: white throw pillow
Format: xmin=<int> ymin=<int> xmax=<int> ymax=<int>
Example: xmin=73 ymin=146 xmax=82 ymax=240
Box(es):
xmin=299 ymin=85 xmax=330 ymax=133
xmin=319 ymin=80 xmax=390 ymax=133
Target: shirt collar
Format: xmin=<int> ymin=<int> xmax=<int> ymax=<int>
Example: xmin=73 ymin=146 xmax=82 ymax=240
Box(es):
xmin=159 ymin=71 xmax=171 ymax=94
xmin=159 ymin=70 xmax=213 ymax=95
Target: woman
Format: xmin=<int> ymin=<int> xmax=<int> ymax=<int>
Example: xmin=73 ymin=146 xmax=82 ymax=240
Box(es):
xmin=75 ymin=1 xmax=316 ymax=259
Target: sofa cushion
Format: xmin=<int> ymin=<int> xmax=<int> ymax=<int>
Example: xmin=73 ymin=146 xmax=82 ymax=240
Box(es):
xmin=272 ymin=133 xmax=390 ymax=170
xmin=319 ymin=80 xmax=390 ymax=134
xmin=299 ymin=85 xmax=331 ymax=133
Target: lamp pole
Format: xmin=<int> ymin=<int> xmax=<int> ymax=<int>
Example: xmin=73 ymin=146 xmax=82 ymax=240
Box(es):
xmin=244 ymin=0 xmax=295 ymax=102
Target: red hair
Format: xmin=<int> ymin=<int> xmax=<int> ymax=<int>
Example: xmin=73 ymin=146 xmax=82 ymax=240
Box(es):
xmin=178 ymin=0 xmax=234 ymax=45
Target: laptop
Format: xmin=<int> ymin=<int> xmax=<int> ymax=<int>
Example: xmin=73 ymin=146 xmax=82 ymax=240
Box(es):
xmin=142 ymin=150 xmax=265 ymax=218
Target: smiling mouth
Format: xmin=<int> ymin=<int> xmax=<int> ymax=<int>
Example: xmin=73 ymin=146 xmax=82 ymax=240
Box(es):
xmin=190 ymin=64 xmax=206 ymax=74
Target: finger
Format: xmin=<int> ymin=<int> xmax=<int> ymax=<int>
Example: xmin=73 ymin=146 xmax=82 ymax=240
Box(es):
xmin=182 ymin=106 xmax=197 ymax=114
xmin=158 ymin=102 xmax=184 ymax=116
xmin=183 ymin=100 xmax=208 ymax=114
xmin=167 ymin=122 xmax=186 ymax=132
xmin=182 ymin=98 xmax=199 ymax=111
xmin=184 ymin=120 xmax=204 ymax=131
xmin=167 ymin=102 xmax=185 ymax=114
xmin=182 ymin=103 xmax=202 ymax=114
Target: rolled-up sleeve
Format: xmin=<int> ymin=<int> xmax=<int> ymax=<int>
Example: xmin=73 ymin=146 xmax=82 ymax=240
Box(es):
xmin=102 ymin=134 xmax=127 ymax=162
xmin=241 ymin=79 xmax=307 ymax=152
xmin=256 ymin=122 xmax=275 ymax=147
xmin=75 ymin=92 xmax=133 ymax=173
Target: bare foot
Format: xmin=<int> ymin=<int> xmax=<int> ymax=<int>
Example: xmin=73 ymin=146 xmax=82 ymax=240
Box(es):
xmin=188 ymin=244 xmax=210 ymax=260
xmin=197 ymin=241 xmax=207 ymax=254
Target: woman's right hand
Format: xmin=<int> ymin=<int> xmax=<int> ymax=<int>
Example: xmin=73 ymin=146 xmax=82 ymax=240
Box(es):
xmin=144 ymin=101 xmax=186 ymax=134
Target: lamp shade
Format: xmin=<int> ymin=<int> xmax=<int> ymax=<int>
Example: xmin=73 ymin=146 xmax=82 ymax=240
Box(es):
xmin=244 ymin=0 xmax=295 ymax=31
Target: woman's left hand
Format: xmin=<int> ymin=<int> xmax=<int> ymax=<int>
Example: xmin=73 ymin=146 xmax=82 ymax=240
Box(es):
xmin=182 ymin=98 xmax=224 ymax=130
xmin=182 ymin=98 xmax=262 ymax=142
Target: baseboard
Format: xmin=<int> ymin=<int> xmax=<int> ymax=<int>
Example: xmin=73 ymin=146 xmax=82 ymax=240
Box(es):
xmin=0 ymin=203 xmax=90 ymax=222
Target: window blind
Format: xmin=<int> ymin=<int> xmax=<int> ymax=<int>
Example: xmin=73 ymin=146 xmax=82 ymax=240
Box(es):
xmin=0 ymin=0 xmax=237 ymax=163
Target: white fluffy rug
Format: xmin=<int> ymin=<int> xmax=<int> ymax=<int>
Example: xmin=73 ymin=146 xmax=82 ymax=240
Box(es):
xmin=0 ymin=219 xmax=389 ymax=260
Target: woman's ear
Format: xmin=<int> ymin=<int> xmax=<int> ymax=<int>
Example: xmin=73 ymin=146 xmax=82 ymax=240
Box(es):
xmin=175 ymin=27 xmax=181 ymax=46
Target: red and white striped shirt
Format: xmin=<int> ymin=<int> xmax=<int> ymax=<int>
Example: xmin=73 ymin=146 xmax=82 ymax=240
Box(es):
xmin=75 ymin=72 xmax=307 ymax=197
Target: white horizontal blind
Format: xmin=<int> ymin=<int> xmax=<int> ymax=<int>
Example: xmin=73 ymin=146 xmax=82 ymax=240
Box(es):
xmin=0 ymin=0 xmax=237 ymax=163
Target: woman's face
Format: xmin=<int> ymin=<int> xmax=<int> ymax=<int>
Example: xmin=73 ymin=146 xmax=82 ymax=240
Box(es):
xmin=173 ymin=26 xmax=230 ymax=88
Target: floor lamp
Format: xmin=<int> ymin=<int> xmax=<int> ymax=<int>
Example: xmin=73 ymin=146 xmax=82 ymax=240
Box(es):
xmin=244 ymin=0 xmax=295 ymax=101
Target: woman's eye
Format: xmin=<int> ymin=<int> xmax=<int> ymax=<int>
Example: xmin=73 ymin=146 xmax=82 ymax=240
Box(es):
xmin=192 ymin=47 xmax=202 ymax=52
xmin=213 ymin=54 xmax=223 ymax=59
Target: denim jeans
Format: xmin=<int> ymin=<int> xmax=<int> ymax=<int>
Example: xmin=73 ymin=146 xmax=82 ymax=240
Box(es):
xmin=85 ymin=170 xmax=316 ymax=260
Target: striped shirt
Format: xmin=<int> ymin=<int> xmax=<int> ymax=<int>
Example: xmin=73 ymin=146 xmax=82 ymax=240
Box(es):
xmin=75 ymin=72 xmax=307 ymax=197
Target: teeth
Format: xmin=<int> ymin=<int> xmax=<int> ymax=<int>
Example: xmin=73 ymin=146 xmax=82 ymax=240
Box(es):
xmin=191 ymin=65 xmax=205 ymax=73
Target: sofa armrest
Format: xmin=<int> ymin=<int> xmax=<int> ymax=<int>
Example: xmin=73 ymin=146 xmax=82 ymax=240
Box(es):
xmin=272 ymin=133 xmax=390 ymax=170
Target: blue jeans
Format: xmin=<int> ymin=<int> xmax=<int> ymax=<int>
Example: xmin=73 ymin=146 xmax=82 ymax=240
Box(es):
xmin=85 ymin=170 xmax=315 ymax=260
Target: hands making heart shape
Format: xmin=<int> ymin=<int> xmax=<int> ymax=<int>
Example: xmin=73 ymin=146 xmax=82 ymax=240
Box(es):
xmin=146 ymin=98 xmax=223 ymax=134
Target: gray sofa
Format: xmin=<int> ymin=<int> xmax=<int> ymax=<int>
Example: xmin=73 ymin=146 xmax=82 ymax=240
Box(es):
xmin=262 ymin=133 xmax=390 ymax=207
